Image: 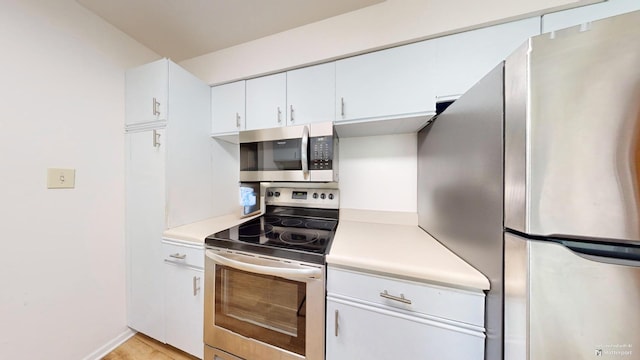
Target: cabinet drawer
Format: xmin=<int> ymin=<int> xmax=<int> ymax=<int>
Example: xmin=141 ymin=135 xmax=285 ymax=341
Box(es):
xmin=161 ymin=241 xmax=204 ymax=269
xmin=327 ymin=267 xmax=485 ymax=327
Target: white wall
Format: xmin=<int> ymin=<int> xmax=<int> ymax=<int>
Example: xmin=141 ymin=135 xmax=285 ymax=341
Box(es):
xmin=0 ymin=1 xmax=158 ymax=359
xmin=339 ymin=134 xmax=417 ymax=212
xmin=180 ymin=0 xmax=600 ymax=85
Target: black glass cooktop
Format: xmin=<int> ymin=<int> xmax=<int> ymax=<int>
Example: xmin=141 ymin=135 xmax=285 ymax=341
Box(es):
xmin=206 ymin=207 xmax=338 ymax=264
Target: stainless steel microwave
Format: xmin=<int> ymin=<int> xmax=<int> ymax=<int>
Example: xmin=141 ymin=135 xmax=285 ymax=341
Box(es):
xmin=239 ymin=122 xmax=338 ymax=182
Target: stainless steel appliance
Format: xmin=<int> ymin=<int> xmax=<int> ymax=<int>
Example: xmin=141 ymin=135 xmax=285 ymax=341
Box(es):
xmin=239 ymin=122 xmax=338 ymax=182
xmin=204 ymin=187 xmax=339 ymax=360
xmin=417 ymin=11 xmax=640 ymax=360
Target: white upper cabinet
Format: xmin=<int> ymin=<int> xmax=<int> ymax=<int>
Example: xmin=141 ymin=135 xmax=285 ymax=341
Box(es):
xmin=542 ymin=0 xmax=640 ymax=33
xmin=211 ymin=80 xmax=246 ymax=135
xmin=433 ymin=17 xmax=540 ymax=100
xmin=286 ymin=62 xmax=335 ymax=126
xmin=245 ymin=73 xmax=286 ymax=130
xmin=335 ymin=40 xmax=437 ymax=123
xmin=126 ymin=58 xmax=168 ymax=125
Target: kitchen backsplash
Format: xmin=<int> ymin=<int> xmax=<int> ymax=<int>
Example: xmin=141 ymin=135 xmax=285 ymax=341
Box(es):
xmin=338 ymin=133 xmax=417 ymax=212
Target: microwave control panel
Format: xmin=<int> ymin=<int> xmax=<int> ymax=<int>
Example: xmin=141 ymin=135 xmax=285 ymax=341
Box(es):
xmin=310 ymin=136 xmax=333 ymax=170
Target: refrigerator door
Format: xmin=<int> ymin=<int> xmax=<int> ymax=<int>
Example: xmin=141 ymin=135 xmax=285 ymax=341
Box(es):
xmin=505 ymin=232 xmax=640 ymax=360
xmin=504 ymin=10 xmax=640 ymax=243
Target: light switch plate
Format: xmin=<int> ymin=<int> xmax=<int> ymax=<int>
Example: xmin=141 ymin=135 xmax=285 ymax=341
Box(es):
xmin=47 ymin=168 xmax=75 ymax=189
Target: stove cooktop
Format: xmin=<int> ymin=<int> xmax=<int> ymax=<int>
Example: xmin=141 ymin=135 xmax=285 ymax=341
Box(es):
xmin=206 ymin=209 xmax=338 ymax=264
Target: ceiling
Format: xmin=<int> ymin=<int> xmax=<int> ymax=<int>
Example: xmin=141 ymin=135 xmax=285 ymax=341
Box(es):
xmin=77 ymin=0 xmax=385 ymax=61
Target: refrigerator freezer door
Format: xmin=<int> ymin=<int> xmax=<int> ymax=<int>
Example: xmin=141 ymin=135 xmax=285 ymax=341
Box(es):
xmin=505 ymin=232 xmax=640 ymax=360
xmin=504 ymin=10 xmax=640 ymax=243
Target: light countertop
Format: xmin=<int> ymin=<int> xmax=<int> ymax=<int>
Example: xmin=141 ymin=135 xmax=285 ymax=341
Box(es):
xmin=162 ymin=209 xmax=490 ymax=291
xmin=162 ymin=213 xmax=258 ymax=244
xmin=327 ymin=209 xmax=490 ymax=291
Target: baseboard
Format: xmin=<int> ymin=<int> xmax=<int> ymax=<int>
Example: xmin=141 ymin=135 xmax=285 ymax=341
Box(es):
xmin=82 ymin=328 xmax=137 ymax=360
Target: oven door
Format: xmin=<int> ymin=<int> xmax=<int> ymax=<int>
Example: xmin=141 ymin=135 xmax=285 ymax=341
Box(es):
xmin=204 ymin=248 xmax=325 ymax=360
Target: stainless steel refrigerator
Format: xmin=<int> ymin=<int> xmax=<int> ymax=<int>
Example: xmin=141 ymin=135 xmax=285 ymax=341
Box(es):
xmin=417 ymin=10 xmax=640 ymax=360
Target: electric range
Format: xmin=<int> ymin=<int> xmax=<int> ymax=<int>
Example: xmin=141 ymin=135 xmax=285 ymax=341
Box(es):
xmin=205 ymin=187 xmax=339 ymax=264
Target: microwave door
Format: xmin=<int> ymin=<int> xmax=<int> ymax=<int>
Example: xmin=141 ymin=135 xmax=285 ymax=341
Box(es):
xmin=239 ymin=125 xmax=310 ymax=182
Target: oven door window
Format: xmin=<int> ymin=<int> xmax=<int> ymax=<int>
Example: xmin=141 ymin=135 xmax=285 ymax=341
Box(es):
xmin=215 ymin=265 xmax=306 ymax=356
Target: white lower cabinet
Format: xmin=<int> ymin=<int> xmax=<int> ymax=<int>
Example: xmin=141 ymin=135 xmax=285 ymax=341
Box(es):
xmin=163 ymin=241 xmax=204 ymax=359
xmin=326 ymin=267 xmax=486 ymax=360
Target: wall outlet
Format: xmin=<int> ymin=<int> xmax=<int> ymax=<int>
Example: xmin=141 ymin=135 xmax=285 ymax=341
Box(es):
xmin=47 ymin=168 xmax=76 ymax=189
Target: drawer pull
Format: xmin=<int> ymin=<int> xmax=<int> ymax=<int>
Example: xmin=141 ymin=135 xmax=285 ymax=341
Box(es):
xmin=334 ymin=309 xmax=339 ymax=337
xmin=169 ymin=253 xmax=186 ymax=259
xmin=380 ymin=290 xmax=412 ymax=305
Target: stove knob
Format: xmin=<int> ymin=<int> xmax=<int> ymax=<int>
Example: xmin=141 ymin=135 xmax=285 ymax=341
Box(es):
xmin=275 ymin=191 xmax=281 ymax=197
xmin=320 ymin=193 xmax=326 ymax=200
xmin=328 ymin=193 xmax=334 ymax=200
xmin=267 ymin=191 xmax=274 ymax=197
xmin=313 ymin=192 xmax=319 ymax=199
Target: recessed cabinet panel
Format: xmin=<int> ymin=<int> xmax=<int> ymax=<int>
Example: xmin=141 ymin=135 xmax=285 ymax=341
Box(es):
xmin=335 ymin=40 xmax=437 ymax=122
xmin=246 ymin=73 xmax=287 ymax=130
xmin=433 ymin=17 xmax=540 ymax=99
xmin=286 ymin=63 xmax=335 ymax=125
xmin=211 ymin=80 xmax=246 ymax=135
xmin=126 ymin=58 xmax=168 ymax=125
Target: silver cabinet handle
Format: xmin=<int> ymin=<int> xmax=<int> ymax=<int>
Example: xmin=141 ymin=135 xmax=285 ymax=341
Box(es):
xmin=340 ymin=97 xmax=345 ymax=117
xmin=334 ymin=309 xmax=339 ymax=337
xmin=193 ymin=276 xmax=200 ymax=296
xmin=277 ymin=107 xmax=282 ymax=123
xmin=152 ymin=97 xmax=161 ymax=116
xmin=236 ymin=112 xmax=241 ymax=128
xmin=153 ymin=130 xmax=161 ymax=148
xmin=290 ymin=105 xmax=295 ymax=123
xmin=169 ymin=253 xmax=186 ymax=259
xmin=301 ymin=125 xmax=309 ymax=179
xmin=380 ymin=290 xmax=412 ymax=304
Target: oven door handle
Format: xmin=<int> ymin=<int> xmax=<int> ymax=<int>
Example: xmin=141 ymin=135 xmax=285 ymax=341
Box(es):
xmin=206 ymin=250 xmax=321 ymax=280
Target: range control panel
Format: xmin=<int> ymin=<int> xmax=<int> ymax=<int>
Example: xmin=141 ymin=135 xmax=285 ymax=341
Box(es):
xmin=265 ymin=187 xmax=339 ymax=209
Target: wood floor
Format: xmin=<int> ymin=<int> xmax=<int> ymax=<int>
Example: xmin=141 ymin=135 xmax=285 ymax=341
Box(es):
xmin=102 ymin=333 xmax=199 ymax=360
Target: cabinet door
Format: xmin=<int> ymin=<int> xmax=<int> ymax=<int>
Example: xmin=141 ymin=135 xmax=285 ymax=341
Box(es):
xmin=165 ymin=262 xmax=204 ymax=359
xmin=326 ymin=299 xmax=485 ymax=360
xmin=335 ymin=40 xmax=437 ymax=122
xmin=542 ymin=0 xmax=640 ymax=33
xmin=286 ymin=63 xmax=335 ymax=126
xmin=126 ymin=59 xmax=168 ymax=125
xmin=433 ymin=17 xmax=540 ymax=99
xmin=211 ymin=80 xmax=246 ymax=135
xmin=245 ymin=73 xmax=286 ymax=130
xmin=126 ymin=129 xmax=166 ymax=342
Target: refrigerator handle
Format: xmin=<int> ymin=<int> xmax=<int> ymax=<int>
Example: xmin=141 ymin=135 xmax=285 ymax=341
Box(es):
xmin=558 ymin=240 xmax=640 ymax=267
